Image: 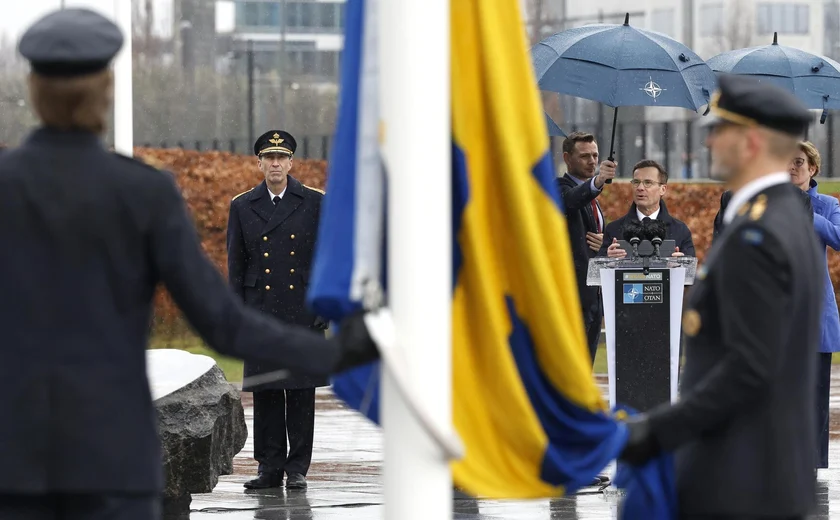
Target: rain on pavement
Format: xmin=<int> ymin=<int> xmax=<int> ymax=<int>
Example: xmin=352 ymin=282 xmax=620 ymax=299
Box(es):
xmin=184 ymin=370 xmax=840 ymax=519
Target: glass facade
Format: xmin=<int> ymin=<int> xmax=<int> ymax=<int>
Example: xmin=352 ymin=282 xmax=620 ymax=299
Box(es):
xmin=235 ymin=1 xmax=345 ymax=32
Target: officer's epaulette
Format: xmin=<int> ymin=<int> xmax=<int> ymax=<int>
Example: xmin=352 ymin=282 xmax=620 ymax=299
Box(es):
xmin=231 ymin=189 xmax=252 ymax=201
xmin=303 ymin=184 xmax=325 ymax=195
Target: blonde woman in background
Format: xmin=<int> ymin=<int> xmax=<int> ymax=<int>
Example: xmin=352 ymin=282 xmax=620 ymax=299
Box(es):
xmin=790 ymin=140 xmax=840 ymax=471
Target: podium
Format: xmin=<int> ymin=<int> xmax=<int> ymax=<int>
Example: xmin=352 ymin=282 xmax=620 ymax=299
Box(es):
xmin=587 ymin=255 xmax=697 ymax=411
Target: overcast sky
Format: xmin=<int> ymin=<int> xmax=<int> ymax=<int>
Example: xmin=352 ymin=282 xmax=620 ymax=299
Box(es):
xmin=0 ymin=0 xmax=235 ymax=45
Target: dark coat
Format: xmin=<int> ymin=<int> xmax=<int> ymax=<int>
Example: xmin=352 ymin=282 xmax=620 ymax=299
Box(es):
xmin=597 ymin=200 xmax=695 ymax=257
xmin=714 ymin=188 xmax=813 ymax=241
xmin=0 ymin=128 xmax=344 ymax=495
xmin=227 ymin=177 xmax=329 ymax=391
xmin=647 ymin=182 xmax=824 ymax=516
xmin=556 ymin=173 xmax=603 ymax=325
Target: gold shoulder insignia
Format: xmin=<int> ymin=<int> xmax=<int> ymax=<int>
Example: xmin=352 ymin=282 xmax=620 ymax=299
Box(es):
xmin=749 ymin=194 xmax=767 ymax=221
xmin=682 ymin=309 xmax=701 ymax=337
xmin=304 ymin=184 xmax=325 ymax=195
xmin=231 ymin=189 xmax=251 ymax=201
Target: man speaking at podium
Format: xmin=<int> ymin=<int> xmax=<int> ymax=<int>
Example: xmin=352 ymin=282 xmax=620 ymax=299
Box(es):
xmin=618 ymin=75 xmax=824 ymax=519
xmin=599 ymin=159 xmax=695 ymax=258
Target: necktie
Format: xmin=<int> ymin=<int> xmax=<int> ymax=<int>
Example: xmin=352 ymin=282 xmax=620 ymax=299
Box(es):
xmin=273 ymin=195 xmax=281 ymax=206
xmin=590 ymin=200 xmax=601 ymax=233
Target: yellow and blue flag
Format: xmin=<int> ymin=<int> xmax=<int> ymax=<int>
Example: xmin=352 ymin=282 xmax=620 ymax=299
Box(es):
xmin=307 ymin=0 xmax=674 ymax=513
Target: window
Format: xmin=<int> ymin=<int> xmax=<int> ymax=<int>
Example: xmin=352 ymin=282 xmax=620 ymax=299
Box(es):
xmin=756 ymin=3 xmax=809 ymax=34
xmin=237 ymin=1 xmax=280 ymax=27
xmin=699 ymin=3 xmax=723 ymax=36
xmin=319 ymin=3 xmax=337 ymax=28
xmin=650 ymin=8 xmax=674 ymax=38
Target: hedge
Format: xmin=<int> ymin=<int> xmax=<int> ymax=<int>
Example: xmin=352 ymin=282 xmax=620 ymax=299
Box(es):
xmin=135 ymin=147 xmax=840 ymax=336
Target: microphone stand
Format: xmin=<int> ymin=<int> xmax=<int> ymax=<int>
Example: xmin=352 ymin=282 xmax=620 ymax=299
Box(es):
xmin=629 ymin=237 xmax=640 ymax=259
xmin=651 ymin=237 xmax=662 ymax=259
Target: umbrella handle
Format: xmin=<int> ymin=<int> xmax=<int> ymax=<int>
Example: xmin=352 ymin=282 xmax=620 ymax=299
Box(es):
xmin=605 ymin=106 xmax=619 ymax=184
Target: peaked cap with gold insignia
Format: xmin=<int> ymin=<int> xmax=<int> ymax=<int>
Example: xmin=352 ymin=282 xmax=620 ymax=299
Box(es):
xmin=254 ymin=130 xmax=297 ymax=157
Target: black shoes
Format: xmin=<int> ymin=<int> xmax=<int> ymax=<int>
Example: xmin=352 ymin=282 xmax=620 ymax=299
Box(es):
xmin=243 ymin=472 xmax=307 ymax=490
xmin=286 ymin=472 xmax=307 ymax=489
xmin=244 ymin=472 xmax=283 ymax=489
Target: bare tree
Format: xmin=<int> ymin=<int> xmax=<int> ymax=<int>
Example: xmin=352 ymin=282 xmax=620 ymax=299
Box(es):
xmin=709 ymin=0 xmax=755 ymax=53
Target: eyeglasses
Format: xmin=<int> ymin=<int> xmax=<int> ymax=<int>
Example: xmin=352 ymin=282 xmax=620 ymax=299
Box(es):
xmin=791 ymin=158 xmax=807 ymax=168
xmin=630 ymin=179 xmax=663 ymax=188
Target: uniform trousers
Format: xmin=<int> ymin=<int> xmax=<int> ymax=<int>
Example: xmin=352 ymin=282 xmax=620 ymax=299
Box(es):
xmin=585 ymin=294 xmax=603 ymax=367
xmin=253 ymin=388 xmax=316 ymax=477
xmin=816 ymin=352 xmax=833 ymax=469
xmin=0 ymin=493 xmax=159 ymax=520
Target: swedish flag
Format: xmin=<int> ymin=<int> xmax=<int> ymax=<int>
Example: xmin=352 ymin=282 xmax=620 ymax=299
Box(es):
xmin=448 ymin=0 xmax=626 ymax=497
xmin=307 ymin=0 xmax=665 ymax=505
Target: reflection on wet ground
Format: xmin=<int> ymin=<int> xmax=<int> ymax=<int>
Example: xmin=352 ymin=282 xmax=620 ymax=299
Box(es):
xmin=186 ymin=371 xmax=840 ymax=519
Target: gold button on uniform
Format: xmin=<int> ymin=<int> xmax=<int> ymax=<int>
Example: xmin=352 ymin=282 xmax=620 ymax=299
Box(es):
xmin=264 ymin=252 xmax=269 ymax=258
xmin=291 ymin=234 xmax=295 ymax=239
xmin=265 ymin=269 xmax=270 ymax=274
xmin=265 ymin=285 xmax=271 ymax=291
xmin=290 ymin=268 xmax=295 ymax=273
xmin=683 ymin=310 xmax=701 ymax=337
xmin=289 ymin=285 xmax=295 ymax=290
xmin=263 ymin=236 xmax=268 ymax=241
xmin=290 ymin=251 xmax=295 ymax=256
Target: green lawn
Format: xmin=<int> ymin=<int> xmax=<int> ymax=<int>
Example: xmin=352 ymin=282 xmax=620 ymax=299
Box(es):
xmin=817 ymin=180 xmax=840 ymax=195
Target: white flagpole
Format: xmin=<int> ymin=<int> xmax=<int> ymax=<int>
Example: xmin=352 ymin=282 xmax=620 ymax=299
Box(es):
xmin=113 ymin=0 xmax=133 ymax=157
xmin=379 ymin=0 xmax=452 ymax=519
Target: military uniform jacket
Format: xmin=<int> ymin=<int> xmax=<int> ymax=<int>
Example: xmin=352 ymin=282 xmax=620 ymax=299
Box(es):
xmin=0 ymin=128 xmax=346 ymax=494
xmin=227 ymin=177 xmax=329 ymax=391
xmin=647 ymin=182 xmax=823 ymax=516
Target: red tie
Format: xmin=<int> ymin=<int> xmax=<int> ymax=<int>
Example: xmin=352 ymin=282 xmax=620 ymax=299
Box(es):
xmin=590 ymin=200 xmax=601 ymax=233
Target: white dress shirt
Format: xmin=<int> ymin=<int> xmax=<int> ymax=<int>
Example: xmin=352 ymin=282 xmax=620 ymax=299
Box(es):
xmin=268 ymin=185 xmax=287 ymax=202
xmin=636 ymin=206 xmax=661 ymax=221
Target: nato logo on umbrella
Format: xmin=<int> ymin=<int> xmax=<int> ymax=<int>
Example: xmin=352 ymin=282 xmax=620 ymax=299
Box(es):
xmin=624 ymin=284 xmax=644 ymax=304
xmin=641 ymin=77 xmax=666 ymax=101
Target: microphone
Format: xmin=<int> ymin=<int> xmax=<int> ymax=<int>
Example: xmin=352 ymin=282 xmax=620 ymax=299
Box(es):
xmin=621 ymin=220 xmax=644 ymax=258
xmin=641 ymin=218 xmax=667 ymax=258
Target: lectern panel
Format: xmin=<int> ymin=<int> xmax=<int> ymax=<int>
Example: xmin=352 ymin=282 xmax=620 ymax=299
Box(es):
xmin=613 ymin=269 xmax=671 ymax=412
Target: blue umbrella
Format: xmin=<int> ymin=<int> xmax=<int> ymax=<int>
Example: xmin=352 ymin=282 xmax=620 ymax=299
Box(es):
xmin=545 ymin=111 xmax=566 ymax=137
xmin=531 ymin=13 xmax=717 ymax=177
xmin=707 ymin=32 xmax=840 ymax=122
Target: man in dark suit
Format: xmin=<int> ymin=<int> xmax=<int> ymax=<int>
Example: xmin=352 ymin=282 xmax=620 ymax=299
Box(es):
xmin=0 ymin=9 xmax=378 ymax=519
xmin=556 ymin=131 xmax=616 ymax=365
xmin=600 ymin=159 xmax=695 ymax=258
xmin=227 ymin=130 xmax=330 ymax=490
xmin=620 ymin=75 xmax=823 ymax=519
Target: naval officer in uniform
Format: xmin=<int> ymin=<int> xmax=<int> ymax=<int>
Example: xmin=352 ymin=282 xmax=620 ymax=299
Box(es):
xmin=227 ymin=130 xmax=329 ymax=490
xmin=0 ymin=9 xmax=378 ymax=519
xmin=619 ymin=75 xmax=824 ymax=519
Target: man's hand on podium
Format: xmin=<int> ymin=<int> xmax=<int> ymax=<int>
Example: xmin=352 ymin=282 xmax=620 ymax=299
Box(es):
xmin=671 ymin=247 xmax=684 ymax=258
xmin=586 ymin=232 xmax=604 ymax=253
xmin=607 ymin=238 xmax=627 ymax=258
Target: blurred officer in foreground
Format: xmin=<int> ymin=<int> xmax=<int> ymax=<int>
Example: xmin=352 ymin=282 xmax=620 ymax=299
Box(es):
xmin=619 ymin=74 xmax=824 ymax=520
xmin=227 ymin=131 xmax=329 ymax=490
xmin=0 ymin=8 xmax=377 ymax=519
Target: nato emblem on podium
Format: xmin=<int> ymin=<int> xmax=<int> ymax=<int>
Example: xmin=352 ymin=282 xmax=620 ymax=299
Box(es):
xmin=587 ymin=252 xmax=697 ymax=412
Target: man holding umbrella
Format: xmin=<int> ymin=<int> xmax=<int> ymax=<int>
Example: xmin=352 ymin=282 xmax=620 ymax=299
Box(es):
xmin=619 ymin=75 xmax=823 ymax=519
xmin=557 ymin=131 xmax=616 ymax=369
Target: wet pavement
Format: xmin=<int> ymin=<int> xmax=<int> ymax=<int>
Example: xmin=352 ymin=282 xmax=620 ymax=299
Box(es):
xmin=185 ymin=369 xmax=840 ymax=519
